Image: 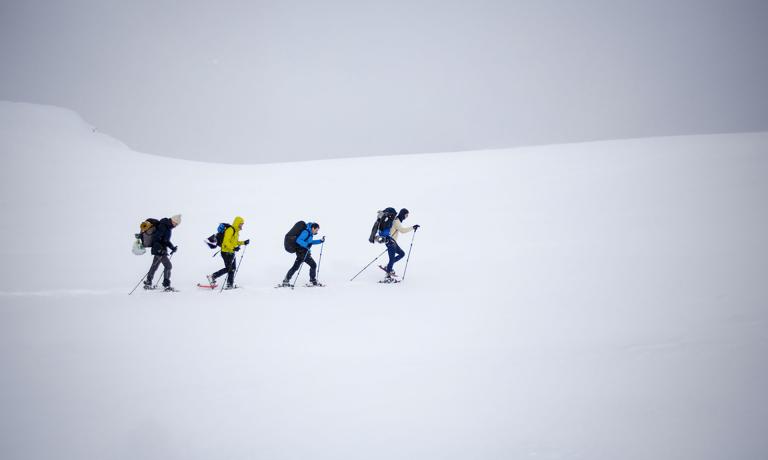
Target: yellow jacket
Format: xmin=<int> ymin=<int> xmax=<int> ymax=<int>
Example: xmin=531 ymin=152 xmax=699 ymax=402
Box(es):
xmin=222 ymin=216 xmax=245 ymax=253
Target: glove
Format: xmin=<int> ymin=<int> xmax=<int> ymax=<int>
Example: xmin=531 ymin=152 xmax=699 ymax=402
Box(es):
xmin=321 ymin=236 xmax=326 ymax=242
xmin=413 ymin=225 xmax=420 ymax=230
xmin=171 ymin=245 xmax=178 ymax=254
xmin=244 ymin=239 xmax=250 ymax=245
xmin=234 ymin=246 xmax=241 ymax=252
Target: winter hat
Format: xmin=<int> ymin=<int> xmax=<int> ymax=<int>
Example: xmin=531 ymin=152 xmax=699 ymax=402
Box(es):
xmin=171 ymin=214 xmax=182 ymax=226
xmin=397 ymin=208 xmax=409 ymax=221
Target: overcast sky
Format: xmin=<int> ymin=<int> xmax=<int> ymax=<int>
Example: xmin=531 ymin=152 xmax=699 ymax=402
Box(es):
xmin=1 ymin=0 xmax=767 ymax=163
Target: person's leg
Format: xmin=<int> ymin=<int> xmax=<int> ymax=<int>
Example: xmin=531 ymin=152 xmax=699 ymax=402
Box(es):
xmin=146 ymin=255 xmax=162 ymax=285
xmin=226 ymin=253 xmax=237 ymax=286
xmin=285 ymin=249 xmax=305 ymax=281
xmin=161 ymin=255 xmax=173 ymax=287
xmin=393 ymin=242 xmax=406 ymax=265
xmin=385 ymin=239 xmax=397 ymax=273
xmin=306 ymin=254 xmax=317 ymax=281
xmin=212 ymin=252 xmax=231 ymax=280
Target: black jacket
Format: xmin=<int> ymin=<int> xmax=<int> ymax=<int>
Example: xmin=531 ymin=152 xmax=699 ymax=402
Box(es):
xmin=151 ymin=218 xmax=175 ymax=256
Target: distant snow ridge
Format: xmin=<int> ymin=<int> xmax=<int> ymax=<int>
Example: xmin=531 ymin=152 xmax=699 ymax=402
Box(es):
xmin=1 ymin=101 xmax=767 ymax=460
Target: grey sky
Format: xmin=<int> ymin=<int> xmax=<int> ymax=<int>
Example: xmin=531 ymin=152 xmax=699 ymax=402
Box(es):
xmin=1 ymin=0 xmax=767 ymax=163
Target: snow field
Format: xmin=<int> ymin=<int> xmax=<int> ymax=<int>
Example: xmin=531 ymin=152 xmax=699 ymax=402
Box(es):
xmin=1 ymin=102 xmax=767 ymax=459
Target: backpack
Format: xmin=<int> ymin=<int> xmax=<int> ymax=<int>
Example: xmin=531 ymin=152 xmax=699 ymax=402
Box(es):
xmin=205 ymin=223 xmax=232 ymax=249
xmin=284 ymin=221 xmax=306 ymax=253
xmin=369 ymin=208 xmax=397 ymax=243
xmin=135 ymin=218 xmax=160 ymax=250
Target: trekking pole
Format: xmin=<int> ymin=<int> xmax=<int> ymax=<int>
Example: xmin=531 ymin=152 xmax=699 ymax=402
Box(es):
xmin=401 ymin=229 xmax=418 ymax=281
xmin=128 ymin=270 xmax=150 ymax=295
xmin=290 ymin=248 xmax=311 ymax=289
xmin=349 ymin=248 xmax=388 ymax=281
xmin=233 ymin=245 xmax=247 ymax=284
xmin=316 ymin=240 xmax=325 ymax=280
xmin=219 ymin=247 xmax=246 ymax=293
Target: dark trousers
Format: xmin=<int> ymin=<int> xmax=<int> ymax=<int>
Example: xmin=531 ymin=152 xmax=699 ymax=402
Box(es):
xmin=213 ymin=252 xmax=237 ymax=286
xmin=385 ymin=238 xmax=406 ymax=273
xmin=285 ymin=248 xmax=317 ymax=282
xmin=147 ymin=255 xmax=172 ymax=287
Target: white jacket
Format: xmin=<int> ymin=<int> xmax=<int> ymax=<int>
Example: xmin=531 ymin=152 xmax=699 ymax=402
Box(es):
xmin=389 ymin=218 xmax=414 ymax=241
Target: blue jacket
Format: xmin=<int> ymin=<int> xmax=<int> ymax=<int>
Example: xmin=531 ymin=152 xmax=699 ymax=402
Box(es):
xmin=296 ymin=222 xmax=324 ymax=249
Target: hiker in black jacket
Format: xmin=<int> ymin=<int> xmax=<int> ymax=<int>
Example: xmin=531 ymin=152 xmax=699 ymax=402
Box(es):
xmin=144 ymin=214 xmax=181 ymax=291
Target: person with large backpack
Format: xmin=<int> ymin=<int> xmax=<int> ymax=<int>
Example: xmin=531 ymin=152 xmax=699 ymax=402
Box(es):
xmin=206 ymin=216 xmax=249 ymax=289
xmin=144 ymin=214 xmax=182 ymax=291
xmin=380 ymin=208 xmax=419 ymax=280
xmin=280 ymin=221 xmax=325 ymax=286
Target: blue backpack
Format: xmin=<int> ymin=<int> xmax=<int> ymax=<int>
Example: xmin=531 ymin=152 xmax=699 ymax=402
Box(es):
xmin=205 ymin=223 xmax=232 ymax=249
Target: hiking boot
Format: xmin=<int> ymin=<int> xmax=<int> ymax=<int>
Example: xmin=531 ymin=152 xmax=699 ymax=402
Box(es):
xmin=224 ymin=284 xmax=239 ymax=290
xmin=163 ymin=286 xmax=178 ymax=292
xmin=206 ymin=274 xmax=216 ymax=285
xmin=310 ymin=279 xmax=319 ymax=286
xmin=143 ymin=280 xmax=154 ymax=290
xmin=281 ymin=278 xmax=291 ymax=287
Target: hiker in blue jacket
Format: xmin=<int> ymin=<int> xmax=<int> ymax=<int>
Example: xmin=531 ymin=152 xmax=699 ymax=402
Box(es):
xmin=282 ymin=222 xmax=325 ymax=286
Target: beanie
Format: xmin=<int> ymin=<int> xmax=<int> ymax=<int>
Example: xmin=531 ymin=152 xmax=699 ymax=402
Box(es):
xmin=171 ymin=214 xmax=182 ymax=226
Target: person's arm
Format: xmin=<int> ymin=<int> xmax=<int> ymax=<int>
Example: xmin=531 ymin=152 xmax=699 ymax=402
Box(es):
xmin=162 ymin=223 xmax=175 ymax=249
xmin=296 ymin=230 xmax=310 ymax=249
xmin=394 ymin=219 xmax=414 ymax=235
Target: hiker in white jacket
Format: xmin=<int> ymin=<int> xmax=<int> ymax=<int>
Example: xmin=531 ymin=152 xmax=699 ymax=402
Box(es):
xmin=384 ymin=208 xmax=419 ymax=278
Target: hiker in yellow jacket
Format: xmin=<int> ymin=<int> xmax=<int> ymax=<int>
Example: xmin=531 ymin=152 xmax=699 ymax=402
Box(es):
xmin=208 ymin=216 xmax=249 ymax=289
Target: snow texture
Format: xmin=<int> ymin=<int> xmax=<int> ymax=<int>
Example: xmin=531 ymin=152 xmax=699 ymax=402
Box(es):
xmin=1 ymin=101 xmax=767 ymax=459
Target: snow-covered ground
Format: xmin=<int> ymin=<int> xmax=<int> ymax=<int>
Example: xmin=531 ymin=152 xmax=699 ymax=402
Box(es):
xmin=1 ymin=101 xmax=767 ymax=459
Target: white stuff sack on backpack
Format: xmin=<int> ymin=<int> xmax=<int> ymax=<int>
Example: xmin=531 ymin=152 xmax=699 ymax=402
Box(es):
xmin=132 ymin=237 xmax=146 ymax=255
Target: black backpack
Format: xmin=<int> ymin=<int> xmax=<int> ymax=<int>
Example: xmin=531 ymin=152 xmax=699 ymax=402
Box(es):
xmin=205 ymin=223 xmax=232 ymax=249
xmin=284 ymin=221 xmax=306 ymax=253
xmin=368 ymin=207 xmax=397 ymax=243
xmin=137 ymin=218 xmax=160 ymax=248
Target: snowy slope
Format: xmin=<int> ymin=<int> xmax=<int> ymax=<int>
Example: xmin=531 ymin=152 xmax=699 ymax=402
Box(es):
xmin=1 ymin=101 xmax=767 ymax=460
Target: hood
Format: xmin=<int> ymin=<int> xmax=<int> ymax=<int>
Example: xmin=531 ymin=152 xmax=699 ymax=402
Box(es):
xmin=397 ymin=208 xmax=409 ymax=221
xmin=233 ymin=216 xmax=244 ymax=229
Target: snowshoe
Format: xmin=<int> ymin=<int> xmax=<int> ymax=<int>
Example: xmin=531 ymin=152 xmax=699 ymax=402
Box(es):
xmin=197 ymin=283 xmax=217 ymax=289
xmin=143 ymin=283 xmax=156 ymax=290
xmin=305 ymin=281 xmax=325 ymax=287
xmin=378 ymin=277 xmax=400 ymax=284
xmin=222 ymin=284 xmax=240 ymax=290
xmin=162 ymin=286 xmax=179 ymax=292
xmin=378 ymin=265 xmax=399 ymax=277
